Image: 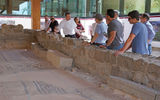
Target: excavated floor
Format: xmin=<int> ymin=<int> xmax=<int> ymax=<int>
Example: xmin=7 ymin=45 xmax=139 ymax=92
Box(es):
xmin=0 ymin=49 xmax=138 ymax=100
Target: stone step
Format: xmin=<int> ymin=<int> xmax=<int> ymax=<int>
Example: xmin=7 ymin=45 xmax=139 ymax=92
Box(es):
xmin=0 ymin=39 xmax=30 ymax=49
xmin=31 ymin=43 xmax=73 ymax=70
xmin=31 ymin=43 xmax=47 ymax=59
xmin=47 ymin=50 xmax=73 ymax=70
xmin=108 ymin=75 xmax=160 ymax=100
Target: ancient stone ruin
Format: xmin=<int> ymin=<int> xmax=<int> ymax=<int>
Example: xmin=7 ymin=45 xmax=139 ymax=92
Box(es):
xmin=0 ymin=24 xmax=160 ymax=100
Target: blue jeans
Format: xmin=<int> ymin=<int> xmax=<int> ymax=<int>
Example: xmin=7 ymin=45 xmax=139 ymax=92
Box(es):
xmin=107 ymin=43 xmax=124 ymax=50
xmin=92 ymin=43 xmax=106 ymax=46
xmin=148 ymin=44 xmax=152 ymax=55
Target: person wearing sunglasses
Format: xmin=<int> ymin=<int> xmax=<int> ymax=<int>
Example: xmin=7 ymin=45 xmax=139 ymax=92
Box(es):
xmin=115 ymin=10 xmax=149 ymax=56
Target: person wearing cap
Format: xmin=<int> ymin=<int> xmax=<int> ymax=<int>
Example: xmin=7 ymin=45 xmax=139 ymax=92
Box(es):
xmin=103 ymin=9 xmax=124 ymax=50
xmin=114 ymin=10 xmax=123 ymax=24
xmin=140 ymin=13 xmax=156 ymax=55
xmin=46 ymin=17 xmax=59 ymax=33
xmin=89 ymin=13 xmax=107 ymax=46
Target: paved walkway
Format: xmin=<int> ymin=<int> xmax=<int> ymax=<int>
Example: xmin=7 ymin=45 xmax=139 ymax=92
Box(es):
xmin=152 ymin=41 xmax=160 ymax=48
xmin=0 ymin=49 xmax=138 ymax=100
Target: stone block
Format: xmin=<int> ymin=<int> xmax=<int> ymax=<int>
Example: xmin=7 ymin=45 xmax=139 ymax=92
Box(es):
xmin=4 ymin=40 xmax=30 ymax=49
xmin=152 ymin=80 xmax=160 ymax=91
xmin=1 ymin=24 xmax=23 ymax=34
xmin=75 ymin=55 xmax=88 ymax=65
xmin=133 ymin=59 xmax=148 ymax=72
xmin=47 ymin=49 xmax=73 ymax=70
xmin=156 ymin=93 xmax=160 ymax=100
xmin=31 ymin=43 xmax=47 ymax=59
xmin=74 ymin=46 xmax=85 ymax=56
xmin=74 ymin=39 xmax=83 ymax=46
xmin=63 ymin=37 xmax=68 ymax=45
xmin=117 ymin=55 xmax=134 ymax=70
xmin=132 ymin=71 xmax=149 ymax=85
xmin=74 ymin=56 xmax=90 ymax=72
xmin=84 ymin=46 xmax=95 ymax=59
xmin=56 ymin=42 xmax=65 ymax=53
xmin=94 ymin=48 xmax=107 ymax=63
xmin=67 ymin=38 xmax=74 ymax=46
xmin=111 ymin=64 xmax=120 ymax=76
xmin=62 ymin=38 xmax=76 ymax=46
xmin=47 ymin=40 xmax=57 ymax=50
xmin=0 ymin=40 xmax=5 ymax=48
xmin=95 ymin=62 xmax=111 ymax=79
xmin=147 ymin=63 xmax=160 ymax=79
xmin=118 ymin=68 xmax=134 ymax=80
xmin=108 ymin=75 xmax=158 ymax=100
xmin=105 ymin=50 xmax=111 ymax=62
xmin=108 ymin=50 xmax=117 ymax=65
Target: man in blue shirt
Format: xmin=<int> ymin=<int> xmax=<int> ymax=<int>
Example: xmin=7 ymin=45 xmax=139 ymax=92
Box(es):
xmin=140 ymin=13 xmax=156 ymax=55
xmin=115 ymin=10 xmax=149 ymax=56
xmin=90 ymin=14 xmax=107 ymax=46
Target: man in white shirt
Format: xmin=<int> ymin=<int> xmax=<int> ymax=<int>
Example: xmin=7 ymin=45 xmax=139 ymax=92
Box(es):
xmin=59 ymin=12 xmax=79 ymax=38
xmin=90 ymin=22 xmax=97 ymax=39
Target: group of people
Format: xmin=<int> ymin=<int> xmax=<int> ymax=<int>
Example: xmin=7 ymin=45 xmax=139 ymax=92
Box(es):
xmin=44 ymin=9 xmax=156 ymax=56
xmin=44 ymin=13 xmax=85 ymax=38
xmin=90 ymin=9 xmax=155 ymax=56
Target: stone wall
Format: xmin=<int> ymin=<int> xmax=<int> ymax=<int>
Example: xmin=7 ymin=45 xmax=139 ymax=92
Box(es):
xmin=0 ymin=24 xmax=36 ymax=49
xmin=35 ymin=31 xmax=160 ymax=100
xmin=0 ymin=25 xmax=160 ymax=100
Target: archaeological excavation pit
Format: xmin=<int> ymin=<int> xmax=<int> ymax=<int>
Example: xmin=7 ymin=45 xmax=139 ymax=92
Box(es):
xmin=0 ymin=24 xmax=160 ymax=100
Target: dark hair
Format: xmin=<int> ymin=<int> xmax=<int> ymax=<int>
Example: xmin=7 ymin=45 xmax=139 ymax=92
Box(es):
xmin=65 ymin=12 xmax=70 ymax=16
xmin=74 ymin=17 xmax=81 ymax=23
xmin=51 ymin=18 xmax=55 ymax=20
xmin=142 ymin=13 xmax=150 ymax=21
xmin=106 ymin=9 xmax=115 ymax=18
xmin=128 ymin=10 xmax=139 ymax=21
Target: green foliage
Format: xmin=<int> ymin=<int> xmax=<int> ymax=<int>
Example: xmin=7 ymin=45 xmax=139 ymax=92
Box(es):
xmin=124 ymin=0 xmax=145 ymax=14
xmin=154 ymin=32 xmax=160 ymax=41
xmin=125 ymin=0 xmax=136 ymax=13
xmin=151 ymin=0 xmax=160 ymax=12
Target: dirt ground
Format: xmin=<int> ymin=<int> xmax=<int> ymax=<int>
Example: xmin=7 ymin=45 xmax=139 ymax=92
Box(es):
xmin=0 ymin=49 xmax=139 ymax=100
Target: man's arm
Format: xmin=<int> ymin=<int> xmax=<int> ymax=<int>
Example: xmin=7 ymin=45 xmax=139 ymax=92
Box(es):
xmin=46 ymin=23 xmax=51 ymax=32
xmin=91 ymin=33 xmax=99 ymax=43
xmin=115 ymin=33 xmax=136 ymax=56
xmin=46 ymin=27 xmax=50 ymax=32
xmin=106 ymin=31 xmax=116 ymax=46
xmin=147 ymin=24 xmax=156 ymax=44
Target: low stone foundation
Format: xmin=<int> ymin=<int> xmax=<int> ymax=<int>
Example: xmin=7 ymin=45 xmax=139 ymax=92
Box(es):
xmin=31 ymin=43 xmax=73 ymax=70
xmin=0 ymin=24 xmax=36 ymax=49
xmin=0 ymin=25 xmax=160 ymax=100
xmin=35 ymin=31 xmax=160 ymax=100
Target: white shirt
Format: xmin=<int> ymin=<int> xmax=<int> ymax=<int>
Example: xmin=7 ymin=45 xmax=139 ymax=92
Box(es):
xmin=91 ymin=23 xmax=97 ymax=36
xmin=44 ymin=20 xmax=50 ymax=31
xmin=58 ymin=18 xmax=77 ymax=35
